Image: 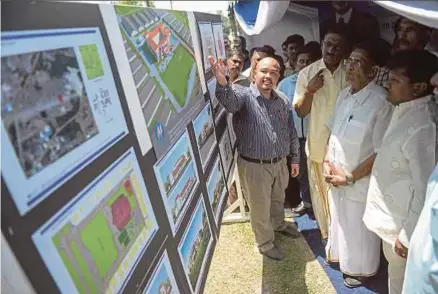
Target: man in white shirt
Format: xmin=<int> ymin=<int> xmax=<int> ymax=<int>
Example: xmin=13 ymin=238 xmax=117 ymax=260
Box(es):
xmin=293 ymin=24 xmax=350 ymax=239
xmin=402 ymin=163 xmax=438 ymax=293
xmin=242 ymin=47 xmax=274 ymax=81
xmin=402 ymin=71 xmax=438 ymax=294
xmin=323 ymin=41 xmax=393 ymax=288
xmin=363 ymin=50 xmax=438 ymax=294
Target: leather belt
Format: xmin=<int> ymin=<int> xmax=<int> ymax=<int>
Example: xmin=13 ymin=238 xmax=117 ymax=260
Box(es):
xmin=240 ymin=155 xmax=283 ymax=164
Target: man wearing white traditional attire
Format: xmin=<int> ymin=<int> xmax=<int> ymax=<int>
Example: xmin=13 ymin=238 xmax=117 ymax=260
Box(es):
xmin=363 ymin=50 xmax=438 ymax=294
xmin=402 ymin=72 xmax=438 ymax=294
xmin=323 ymin=41 xmax=393 ymax=288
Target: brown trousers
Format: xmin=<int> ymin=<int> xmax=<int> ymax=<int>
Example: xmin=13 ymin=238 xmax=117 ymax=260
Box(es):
xmin=238 ymin=157 xmax=289 ymax=252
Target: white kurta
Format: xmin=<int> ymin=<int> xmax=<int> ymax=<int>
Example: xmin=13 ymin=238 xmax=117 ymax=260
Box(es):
xmin=402 ymin=164 xmax=438 ymax=294
xmin=325 ymin=82 xmax=393 ymax=276
xmin=363 ymin=95 xmax=436 ymax=293
xmin=363 ymin=95 xmax=437 ymax=248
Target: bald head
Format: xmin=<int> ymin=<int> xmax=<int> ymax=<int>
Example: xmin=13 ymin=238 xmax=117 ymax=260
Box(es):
xmin=256 ymin=57 xmax=280 ymax=72
xmin=254 ymin=57 xmax=281 ymax=95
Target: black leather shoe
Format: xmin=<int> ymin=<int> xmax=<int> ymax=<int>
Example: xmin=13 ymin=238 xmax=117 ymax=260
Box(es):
xmin=344 ymin=276 xmax=365 ymax=288
xmin=260 ymin=246 xmax=285 ymax=261
xmin=277 ymin=224 xmax=301 ymax=238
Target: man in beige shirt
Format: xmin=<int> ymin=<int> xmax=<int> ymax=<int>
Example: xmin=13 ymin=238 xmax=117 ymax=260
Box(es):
xmin=293 ymin=24 xmax=349 ymax=239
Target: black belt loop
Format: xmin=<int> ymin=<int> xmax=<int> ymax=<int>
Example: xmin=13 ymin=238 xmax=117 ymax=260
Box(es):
xmin=241 ymin=155 xmax=283 ymax=164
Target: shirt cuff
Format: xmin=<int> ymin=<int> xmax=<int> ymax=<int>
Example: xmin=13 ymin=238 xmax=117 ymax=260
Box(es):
xmin=288 ymin=155 xmax=300 ymax=164
xmin=398 ymin=228 xmax=410 ymax=248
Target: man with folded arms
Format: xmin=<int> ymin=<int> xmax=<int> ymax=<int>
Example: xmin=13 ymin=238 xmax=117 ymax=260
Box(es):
xmin=209 ymin=55 xmax=301 ymax=261
xmin=323 ymin=40 xmax=393 ymax=288
xmin=363 ymin=50 xmax=438 ymax=294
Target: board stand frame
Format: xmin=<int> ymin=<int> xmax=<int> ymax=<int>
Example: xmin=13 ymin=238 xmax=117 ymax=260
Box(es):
xmin=222 ymin=151 xmax=250 ymax=224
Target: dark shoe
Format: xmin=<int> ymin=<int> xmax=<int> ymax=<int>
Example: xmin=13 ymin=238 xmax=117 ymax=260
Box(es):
xmin=344 ymin=276 xmax=365 ymax=288
xmin=277 ymin=224 xmax=301 ymax=238
xmin=303 ymin=201 xmax=312 ymax=209
xmin=291 ymin=202 xmax=306 ymax=215
xmin=260 ymin=246 xmax=284 ymax=261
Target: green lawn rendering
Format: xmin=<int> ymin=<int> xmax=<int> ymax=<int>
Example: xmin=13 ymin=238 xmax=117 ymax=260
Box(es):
xmin=172 ymin=11 xmax=190 ymax=28
xmin=115 ymin=5 xmax=141 ymax=16
xmin=80 ymin=212 xmax=118 ymax=279
xmin=161 ymin=45 xmax=196 ymax=108
xmin=79 ymin=44 xmax=104 ymax=80
xmin=53 ymin=232 xmax=98 ymax=294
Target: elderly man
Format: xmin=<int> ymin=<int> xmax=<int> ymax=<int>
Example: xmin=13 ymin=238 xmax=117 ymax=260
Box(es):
xmin=293 ymin=24 xmax=350 ymax=239
xmin=363 ymin=50 xmax=438 ymax=294
xmin=279 ymin=42 xmax=322 ymax=215
xmin=323 ymin=40 xmax=393 ymax=288
xmin=209 ymin=55 xmax=301 ymax=261
xmin=226 ymin=50 xmax=251 ymax=87
xmin=375 ymin=17 xmax=432 ymax=87
xmin=242 ymin=46 xmax=274 ymax=81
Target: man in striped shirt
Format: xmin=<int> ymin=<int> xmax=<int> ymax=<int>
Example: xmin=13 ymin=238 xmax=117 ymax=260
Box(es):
xmin=209 ymin=55 xmax=301 ymax=261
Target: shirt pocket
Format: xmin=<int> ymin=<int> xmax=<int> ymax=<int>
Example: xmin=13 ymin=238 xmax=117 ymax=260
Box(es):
xmin=339 ymin=120 xmax=366 ymax=168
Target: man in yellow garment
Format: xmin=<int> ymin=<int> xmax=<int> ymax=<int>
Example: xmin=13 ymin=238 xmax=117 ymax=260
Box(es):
xmin=293 ymin=24 xmax=349 ymax=239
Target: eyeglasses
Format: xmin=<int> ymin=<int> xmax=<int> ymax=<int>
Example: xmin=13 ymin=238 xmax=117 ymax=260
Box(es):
xmin=343 ymin=58 xmax=365 ymax=69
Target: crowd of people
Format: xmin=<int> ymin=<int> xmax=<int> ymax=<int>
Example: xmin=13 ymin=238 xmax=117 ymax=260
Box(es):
xmin=210 ymin=2 xmax=437 ymax=293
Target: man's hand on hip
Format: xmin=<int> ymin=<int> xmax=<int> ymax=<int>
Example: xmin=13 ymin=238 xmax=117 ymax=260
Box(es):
xmin=208 ymin=56 xmax=227 ymax=86
xmin=291 ymin=163 xmax=300 ymax=178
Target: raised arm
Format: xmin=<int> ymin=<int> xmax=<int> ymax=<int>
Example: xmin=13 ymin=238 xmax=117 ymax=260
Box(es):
xmin=209 ymin=56 xmax=245 ymax=113
xmin=293 ymin=69 xmax=324 ymax=118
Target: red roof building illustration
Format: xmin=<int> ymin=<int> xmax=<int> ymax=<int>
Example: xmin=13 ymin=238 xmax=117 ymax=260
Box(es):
xmin=111 ymin=195 xmax=132 ymax=230
xmin=145 ymin=23 xmax=171 ymax=58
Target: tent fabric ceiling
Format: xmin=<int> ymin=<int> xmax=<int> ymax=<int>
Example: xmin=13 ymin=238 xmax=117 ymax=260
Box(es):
xmin=233 ymin=1 xmax=438 ymax=35
xmin=375 ymin=1 xmax=438 ymax=29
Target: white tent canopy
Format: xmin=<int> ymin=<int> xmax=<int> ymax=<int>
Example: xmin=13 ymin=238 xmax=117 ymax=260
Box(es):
xmin=234 ymin=0 xmax=438 ymax=36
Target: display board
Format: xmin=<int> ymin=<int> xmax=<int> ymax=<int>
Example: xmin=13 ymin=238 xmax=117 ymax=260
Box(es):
xmin=1 ymin=2 xmax=229 ymax=294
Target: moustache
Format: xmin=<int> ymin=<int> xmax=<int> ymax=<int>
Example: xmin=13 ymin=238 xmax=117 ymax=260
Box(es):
xmin=398 ymin=38 xmax=410 ymax=45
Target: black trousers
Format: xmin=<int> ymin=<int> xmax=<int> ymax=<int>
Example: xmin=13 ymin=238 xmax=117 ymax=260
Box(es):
xmin=284 ymin=157 xmax=301 ymax=208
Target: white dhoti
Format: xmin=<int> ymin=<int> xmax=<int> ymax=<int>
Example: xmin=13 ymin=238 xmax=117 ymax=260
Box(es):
xmin=326 ymin=188 xmax=380 ymax=276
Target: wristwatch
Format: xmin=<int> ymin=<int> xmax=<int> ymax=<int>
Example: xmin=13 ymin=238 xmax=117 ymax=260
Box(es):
xmin=345 ymin=174 xmax=355 ymax=186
